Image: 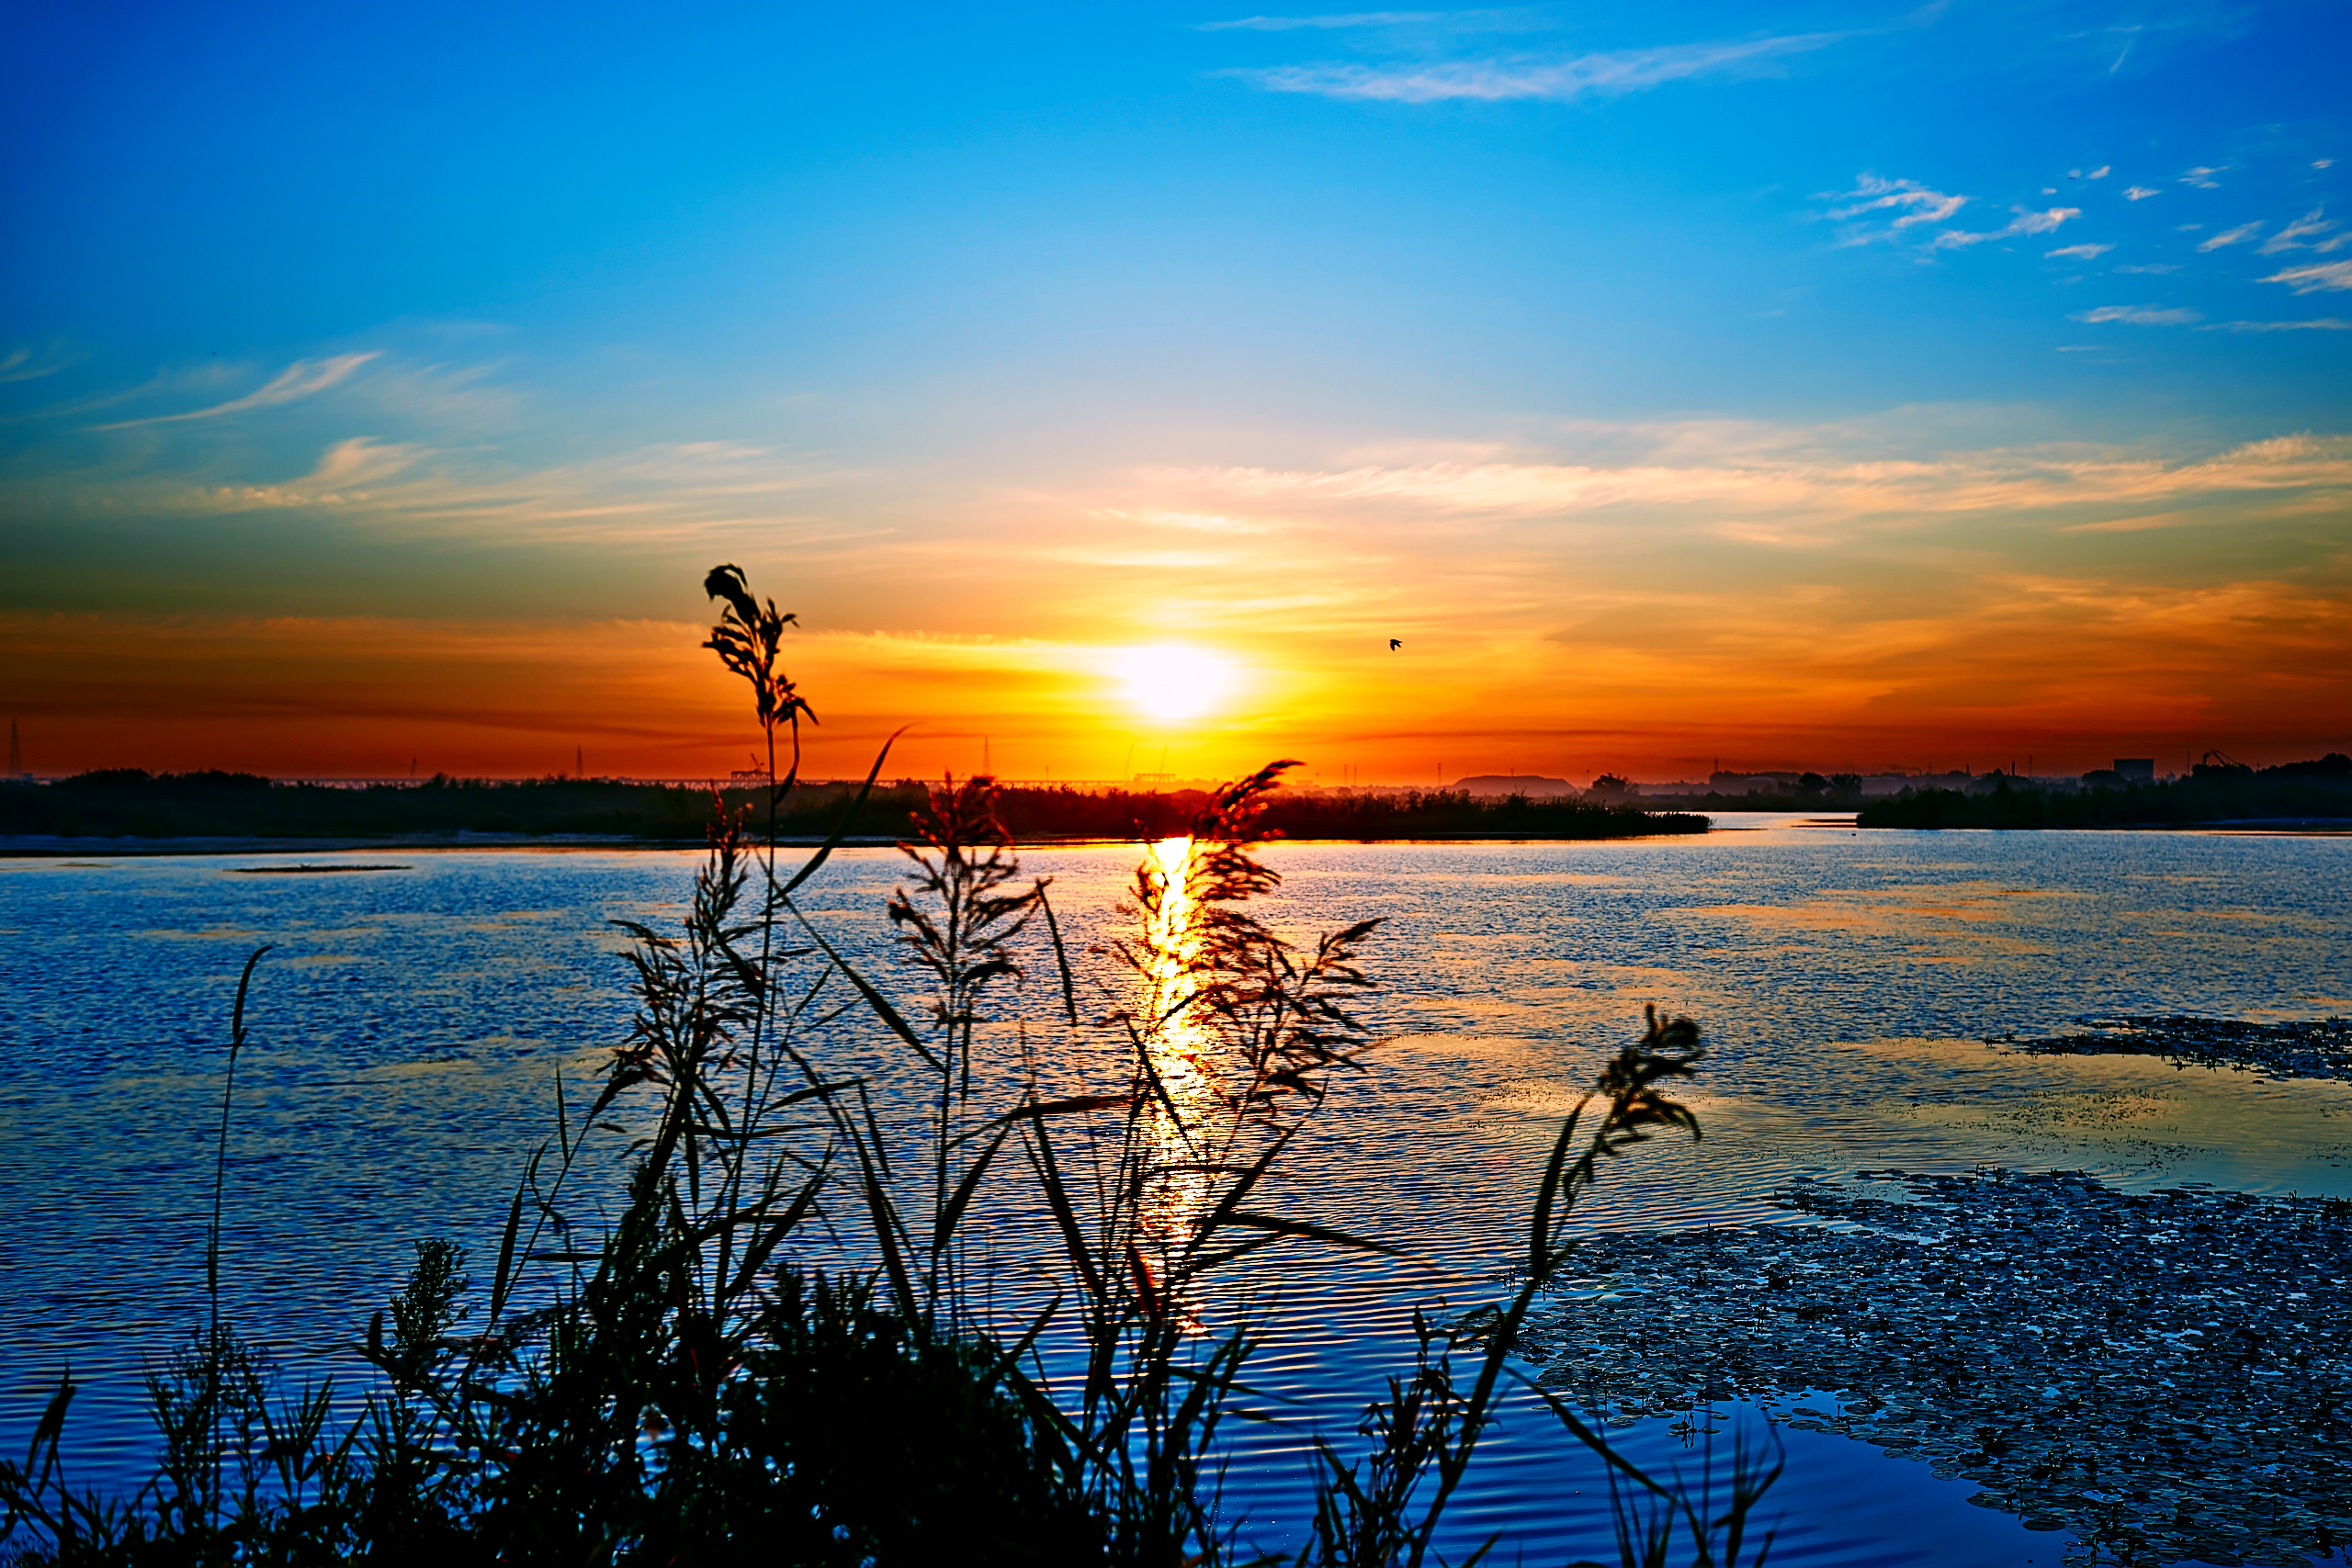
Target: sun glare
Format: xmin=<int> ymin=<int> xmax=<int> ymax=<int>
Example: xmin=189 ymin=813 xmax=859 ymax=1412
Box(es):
xmin=1110 ymin=643 xmax=1235 ymax=726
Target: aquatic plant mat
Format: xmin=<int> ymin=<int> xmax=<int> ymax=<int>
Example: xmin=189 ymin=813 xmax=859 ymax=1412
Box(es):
xmin=2000 ymin=1015 xmax=2352 ymax=1084
xmin=1525 ymin=1168 xmax=2351 ymax=1568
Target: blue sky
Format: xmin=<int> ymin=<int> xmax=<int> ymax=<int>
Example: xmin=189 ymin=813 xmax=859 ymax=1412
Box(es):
xmin=3 ymin=1 xmax=2348 ymax=776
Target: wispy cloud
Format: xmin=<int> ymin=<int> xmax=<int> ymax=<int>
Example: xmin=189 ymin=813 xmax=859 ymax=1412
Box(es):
xmin=2258 ymin=208 xmax=2344 ymax=255
xmin=1931 ymin=207 xmax=2080 ymax=250
xmin=1108 ymin=508 xmax=1274 ymax=535
xmin=2058 ymin=511 xmax=2191 ymax=534
xmin=1820 ymin=173 xmax=2009 ymax=249
xmin=0 ymin=342 xmax=83 ymax=385
xmin=2046 ymin=243 xmax=2114 ymax=259
xmin=1198 ymin=10 xmax=1532 ymax=31
xmin=1226 ymin=30 xmax=1844 ymax=102
xmin=2123 ymin=186 xmax=2161 ymax=200
xmin=2074 ymin=304 xmax=2201 ymax=324
xmin=1146 ymin=433 xmax=2352 ymax=523
xmin=2199 ymin=318 xmax=2351 ymax=333
xmin=87 ymin=353 xmax=379 ymax=431
xmin=2106 ymin=24 xmax=2140 ymax=73
xmin=2260 ymin=260 xmax=2352 ymax=294
xmin=2195 ymin=220 xmax=2263 ymax=253
xmin=211 ymin=437 xmax=427 ymax=505
xmin=367 ymin=359 xmax=527 ymax=429
xmin=16 ymin=365 xmax=232 ymax=422
xmin=307 ymin=436 xmax=424 ymax=489
xmin=2179 ymin=165 xmax=2224 ymax=188
xmin=2113 ymin=262 xmax=2179 ymax=274
xmin=1824 ymin=173 xmax=1967 ymax=234
xmin=159 ymin=436 xmax=863 ymax=547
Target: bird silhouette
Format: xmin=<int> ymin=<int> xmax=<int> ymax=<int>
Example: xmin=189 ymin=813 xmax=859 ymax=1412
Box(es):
xmin=1389 ymin=638 xmax=1402 ymax=650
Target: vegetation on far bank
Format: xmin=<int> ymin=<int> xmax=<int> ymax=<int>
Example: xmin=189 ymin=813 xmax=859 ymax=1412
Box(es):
xmin=0 ymin=771 xmax=1706 ymax=843
xmin=1856 ymin=753 xmax=2352 ymax=829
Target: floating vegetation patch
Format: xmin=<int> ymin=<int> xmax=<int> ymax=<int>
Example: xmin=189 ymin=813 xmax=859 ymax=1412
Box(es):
xmin=1523 ymin=1169 xmax=2352 ymax=1568
xmin=2001 ymin=1015 xmax=2352 ymax=1083
xmin=225 ymin=863 xmax=413 ymax=875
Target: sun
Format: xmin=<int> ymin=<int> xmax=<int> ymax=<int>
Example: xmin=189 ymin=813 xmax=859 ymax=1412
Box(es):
xmin=1109 ymin=643 xmax=1235 ymax=726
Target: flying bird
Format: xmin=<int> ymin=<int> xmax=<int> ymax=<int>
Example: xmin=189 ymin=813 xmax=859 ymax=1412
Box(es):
xmin=1389 ymin=638 xmax=1402 ymax=650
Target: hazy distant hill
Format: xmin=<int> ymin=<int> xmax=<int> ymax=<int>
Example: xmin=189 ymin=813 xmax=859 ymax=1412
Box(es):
xmin=1450 ymin=774 xmax=1580 ymax=797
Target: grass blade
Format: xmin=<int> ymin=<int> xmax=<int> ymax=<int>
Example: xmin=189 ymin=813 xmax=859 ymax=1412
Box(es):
xmin=1216 ymin=1210 xmax=1410 ymax=1258
xmin=1022 ymin=1117 xmax=1107 ymax=1310
xmin=1035 ymin=876 xmax=1080 ymax=1026
xmin=487 ymin=1179 xmax=527 ymax=1325
xmin=789 ymin=905 xmax=944 ymax=1071
xmin=774 ymin=728 xmax=903 ymax=900
xmin=1529 ymin=1101 xmax=1588 ymax=1281
xmin=934 ymin=1118 xmax=1016 ymax=1251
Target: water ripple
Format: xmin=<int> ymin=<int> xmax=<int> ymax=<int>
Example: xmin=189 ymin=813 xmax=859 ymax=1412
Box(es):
xmin=1 ymin=825 xmax=2344 ymax=1564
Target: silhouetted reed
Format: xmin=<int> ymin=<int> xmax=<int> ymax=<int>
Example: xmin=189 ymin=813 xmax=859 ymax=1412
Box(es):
xmin=0 ymin=565 xmax=1770 ymax=1567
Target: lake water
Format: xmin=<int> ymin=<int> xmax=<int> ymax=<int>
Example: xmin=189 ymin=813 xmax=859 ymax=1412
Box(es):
xmin=3 ymin=819 xmax=2347 ymax=1564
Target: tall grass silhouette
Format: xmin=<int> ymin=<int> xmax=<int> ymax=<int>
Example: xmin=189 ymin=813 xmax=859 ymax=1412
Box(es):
xmin=0 ymin=565 xmax=1770 ymax=1567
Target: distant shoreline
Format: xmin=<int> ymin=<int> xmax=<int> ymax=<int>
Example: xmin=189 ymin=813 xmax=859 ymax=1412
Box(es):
xmin=1854 ymin=760 xmax=2352 ymax=829
xmin=1 ymin=826 xmax=1739 ymax=859
xmin=17 ymin=813 xmax=2352 ymax=859
xmin=0 ymin=773 xmax=1713 ymax=849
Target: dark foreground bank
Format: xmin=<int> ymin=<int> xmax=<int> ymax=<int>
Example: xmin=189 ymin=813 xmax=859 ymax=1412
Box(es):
xmin=0 ymin=771 xmax=1706 ymax=845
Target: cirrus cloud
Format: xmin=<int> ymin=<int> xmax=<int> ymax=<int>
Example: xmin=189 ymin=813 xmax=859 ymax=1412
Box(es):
xmin=1198 ymin=10 xmax=1534 ymax=30
xmin=87 ymin=354 xmax=379 ymax=431
xmin=2199 ymin=318 xmax=2350 ymax=333
xmin=2257 ymin=208 xmax=2342 ymax=254
xmin=2073 ymin=304 xmax=2200 ymax=325
xmin=1144 ymin=432 xmax=2352 ymax=523
xmin=1824 ymin=173 xmax=1967 ymax=237
xmin=0 ymin=342 xmax=84 ymax=386
xmin=2196 ymin=220 xmax=2264 ymax=253
xmin=2260 ymin=260 xmax=2352 ymax=294
xmin=1224 ymin=29 xmax=1844 ymax=102
xmin=1931 ymin=207 xmax=2080 ymax=250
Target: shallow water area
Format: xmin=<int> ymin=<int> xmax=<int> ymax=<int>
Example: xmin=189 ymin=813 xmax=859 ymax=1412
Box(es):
xmin=1 ymin=820 xmax=2346 ymax=1563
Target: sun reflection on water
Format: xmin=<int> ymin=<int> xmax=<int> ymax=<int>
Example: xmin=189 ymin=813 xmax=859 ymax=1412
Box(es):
xmin=1142 ymin=835 xmax=1208 ymax=1067
xmin=1136 ymin=834 xmax=1222 ymax=1258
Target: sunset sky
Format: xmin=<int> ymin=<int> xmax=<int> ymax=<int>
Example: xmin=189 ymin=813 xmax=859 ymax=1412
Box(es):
xmin=4 ymin=0 xmax=2348 ymax=783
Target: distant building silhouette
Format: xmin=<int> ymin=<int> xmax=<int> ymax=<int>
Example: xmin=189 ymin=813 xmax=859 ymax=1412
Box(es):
xmin=2113 ymin=758 xmax=2155 ymax=781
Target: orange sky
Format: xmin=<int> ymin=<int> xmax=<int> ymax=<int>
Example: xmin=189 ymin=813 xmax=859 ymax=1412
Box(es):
xmin=8 ymin=426 xmax=2347 ymax=783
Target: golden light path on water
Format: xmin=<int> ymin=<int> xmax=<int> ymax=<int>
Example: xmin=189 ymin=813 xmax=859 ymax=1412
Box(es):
xmin=1136 ymin=833 xmax=1222 ymax=1259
